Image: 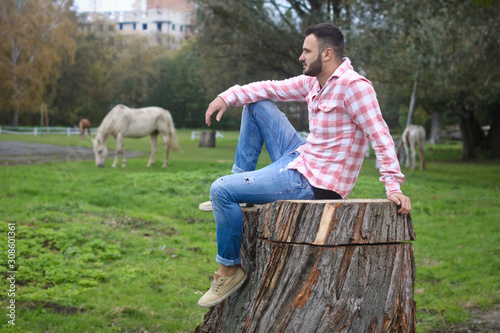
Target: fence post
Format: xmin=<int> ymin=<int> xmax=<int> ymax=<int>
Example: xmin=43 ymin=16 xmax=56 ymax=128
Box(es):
xmin=34 ymin=127 xmax=38 ymax=136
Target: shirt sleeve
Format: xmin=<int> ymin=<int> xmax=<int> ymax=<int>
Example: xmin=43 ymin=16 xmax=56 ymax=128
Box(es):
xmin=219 ymin=75 xmax=312 ymax=106
xmin=344 ymin=78 xmax=405 ymax=196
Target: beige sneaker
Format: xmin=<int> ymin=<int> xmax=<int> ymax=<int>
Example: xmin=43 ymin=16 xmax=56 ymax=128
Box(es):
xmin=198 ymin=201 xmax=255 ymax=212
xmin=198 ymin=267 xmax=247 ymax=308
xmin=198 ymin=201 xmax=213 ymax=212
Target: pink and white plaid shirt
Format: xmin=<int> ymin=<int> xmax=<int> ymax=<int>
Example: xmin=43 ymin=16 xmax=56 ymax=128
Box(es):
xmin=219 ymin=58 xmax=404 ymax=198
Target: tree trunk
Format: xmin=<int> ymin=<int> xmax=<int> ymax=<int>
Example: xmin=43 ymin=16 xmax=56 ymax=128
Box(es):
xmin=199 ymin=130 xmax=216 ymax=148
xmin=405 ymin=70 xmax=419 ymax=128
xmin=487 ymin=105 xmax=500 ymax=158
xmin=429 ymin=111 xmax=443 ymax=144
xmin=196 ymin=199 xmax=416 ymax=333
xmin=459 ymin=113 xmax=484 ymax=160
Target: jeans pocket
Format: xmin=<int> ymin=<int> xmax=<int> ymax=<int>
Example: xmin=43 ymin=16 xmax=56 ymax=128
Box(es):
xmin=290 ymin=169 xmax=310 ymax=190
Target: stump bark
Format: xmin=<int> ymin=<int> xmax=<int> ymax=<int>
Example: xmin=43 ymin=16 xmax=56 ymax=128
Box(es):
xmin=199 ymin=131 xmax=216 ymax=148
xmin=195 ymin=199 xmax=416 ymax=333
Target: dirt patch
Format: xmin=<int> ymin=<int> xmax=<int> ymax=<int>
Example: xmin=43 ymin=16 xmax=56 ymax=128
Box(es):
xmin=0 ymin=140 xmax=144 ymax=165
xmin=430 ymin=306 xmax=500 ymax=333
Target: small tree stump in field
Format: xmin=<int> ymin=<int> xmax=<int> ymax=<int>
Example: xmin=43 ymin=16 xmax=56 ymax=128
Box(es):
xmin=195 ymin=199 xmax=416 ymax=333
xmin=199 ymin=131 xmax=216 ymax=148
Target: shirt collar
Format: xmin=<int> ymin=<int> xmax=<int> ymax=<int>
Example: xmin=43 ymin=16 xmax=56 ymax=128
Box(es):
xmin=326 ymin=57 xmax=352 ymax=83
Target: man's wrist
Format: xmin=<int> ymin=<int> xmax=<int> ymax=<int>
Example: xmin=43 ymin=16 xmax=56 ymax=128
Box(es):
xmin=386 ymin=187 xmax=402 ymax=198
xmin=218 ymin=91 xmax=233 ymax=107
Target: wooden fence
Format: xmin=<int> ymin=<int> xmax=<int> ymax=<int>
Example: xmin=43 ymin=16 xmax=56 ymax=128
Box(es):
xmin=0 ymin=126 xmax=97 ymax=136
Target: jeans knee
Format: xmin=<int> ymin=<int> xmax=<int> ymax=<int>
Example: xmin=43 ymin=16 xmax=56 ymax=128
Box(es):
xmin=210 ymin=177 xmax=228 ymax=201
xmin=247 ymin=100 xmax=273 ymax=114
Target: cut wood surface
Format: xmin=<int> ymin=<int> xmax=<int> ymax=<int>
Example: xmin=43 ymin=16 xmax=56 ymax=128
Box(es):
xmin=259 ymin=199 xmax=415 ymax=245
xmin=195 ymin=199 xmax=416 ymax=333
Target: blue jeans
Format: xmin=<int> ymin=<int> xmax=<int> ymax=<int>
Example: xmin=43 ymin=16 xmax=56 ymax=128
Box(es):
xmin=210 ymin=100 xmax=315 ymax=266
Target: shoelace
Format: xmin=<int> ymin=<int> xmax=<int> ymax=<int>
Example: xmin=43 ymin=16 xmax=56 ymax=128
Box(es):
xmin=211 ymin=277 xmax=225 ymax=293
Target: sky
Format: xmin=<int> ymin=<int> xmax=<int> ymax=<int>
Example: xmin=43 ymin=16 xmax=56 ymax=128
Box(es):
xmin=72 ymin=0 xmax=136 ymax=12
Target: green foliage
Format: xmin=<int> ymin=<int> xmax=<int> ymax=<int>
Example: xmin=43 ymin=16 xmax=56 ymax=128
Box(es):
xmin=146 ymin=42 xmax=213 ymax=129
xmin=346 ymin=0 xmax=500 ymax=151
xmin=53 ymin=31 xmax=214 ymax=129
xmin=53 ymin=23 xmax=118 ymax=126
xmin=0 ymin=0 xmax=78 ymax=126
xmin=0 ymin=222 xmax=121 ymax=302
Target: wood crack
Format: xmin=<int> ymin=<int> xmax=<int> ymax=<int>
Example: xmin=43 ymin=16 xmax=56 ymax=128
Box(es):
xmin=259 ymin=237 xmax=408 ymax=248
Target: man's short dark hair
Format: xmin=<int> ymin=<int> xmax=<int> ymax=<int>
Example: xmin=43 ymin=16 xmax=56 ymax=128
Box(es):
xmin=304 ymin=23 xmax=344 ymax=62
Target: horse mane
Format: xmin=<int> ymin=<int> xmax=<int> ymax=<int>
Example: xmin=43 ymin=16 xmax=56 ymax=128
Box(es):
xmin=96 ymin=105 xmax=127 ymax=142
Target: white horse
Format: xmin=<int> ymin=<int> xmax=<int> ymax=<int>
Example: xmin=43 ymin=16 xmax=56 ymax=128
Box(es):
xmin=401 ymin=124 xmax=426 ymax=170
xmin=93 ymin=104 xmax=180 ymax=168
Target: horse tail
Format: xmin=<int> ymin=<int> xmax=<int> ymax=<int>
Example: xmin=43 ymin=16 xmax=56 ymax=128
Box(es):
xmin=167 ymin=112 xmax=181 ymax=152
xmin=395 ymin=137 xmax=404 ymax=161
xmin=417 ymin=128 xmax=426 ymax=170
xmin=401 ymin=127 xmax=410 ymax=165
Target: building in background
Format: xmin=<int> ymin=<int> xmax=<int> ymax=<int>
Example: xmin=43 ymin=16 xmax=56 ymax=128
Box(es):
xmin=82 ymin=0 xmax=195 ymax=48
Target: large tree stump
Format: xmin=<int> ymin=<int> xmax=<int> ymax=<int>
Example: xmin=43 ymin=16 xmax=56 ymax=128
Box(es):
xmin=195 ymin=199 xmax=416 ymax=333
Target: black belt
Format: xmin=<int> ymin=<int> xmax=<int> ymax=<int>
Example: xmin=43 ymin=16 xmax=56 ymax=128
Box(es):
xmin=312 ymin=186 xmax=342 ymax=200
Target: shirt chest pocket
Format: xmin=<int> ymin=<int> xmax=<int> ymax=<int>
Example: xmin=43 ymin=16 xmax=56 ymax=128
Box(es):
xmin=310 ymin=103 xmax=345 ymax=134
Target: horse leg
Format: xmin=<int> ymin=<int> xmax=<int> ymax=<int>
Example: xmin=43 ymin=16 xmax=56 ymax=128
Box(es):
xmin=112 ymin=133 xmax=124 ymax=168
xmin=147 ymin=133 xmax=158 ymax=167
xmin=161 ymin=133 xmax=169 ymax=167
xmin=403 ymin=133 xmax=410 ymax=168
xmin=410 ymin=140 xmax=417 ymax=170
xmin=120 ymin=134 xmax=127 ymax=167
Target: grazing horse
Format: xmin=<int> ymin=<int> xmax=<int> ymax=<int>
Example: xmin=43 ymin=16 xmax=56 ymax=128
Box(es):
xmin=79 ymin=119 xmax=91 ymax=138
xmin=401 ymin=124 xmax=426 ymax=170
xmin=92 ymin=104 xmax=180 ymax=168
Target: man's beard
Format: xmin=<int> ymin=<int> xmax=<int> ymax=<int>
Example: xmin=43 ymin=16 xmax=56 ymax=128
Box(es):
xmin=303 ymin=53 xmax=322 ymax=76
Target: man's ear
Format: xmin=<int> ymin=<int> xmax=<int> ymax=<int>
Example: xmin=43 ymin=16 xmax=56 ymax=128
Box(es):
xmin=323 ymin=48 xmax=334 ymax=61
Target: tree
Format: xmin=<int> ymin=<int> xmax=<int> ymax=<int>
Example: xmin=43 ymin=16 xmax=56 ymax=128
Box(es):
xmin=345 ymin=0 xmax=500 ymax=159
xmin=147 ymin=42 xmax=213 ymax=129
xmin=195 ymin=0 xmax=353 ymax=93
xmin=194 ymin=0 xmax=353 ymax=130
xmin=0 ymin=0 xmax=77 ymax=126
xmin=52 ymin=19 xmax=118 ymax=126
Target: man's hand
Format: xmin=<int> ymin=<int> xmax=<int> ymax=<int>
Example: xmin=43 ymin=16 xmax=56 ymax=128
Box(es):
xmin=205 ymin=96 xmax=228 ymax=126
xmin=388 ymin=192 xmax=411 ymax=215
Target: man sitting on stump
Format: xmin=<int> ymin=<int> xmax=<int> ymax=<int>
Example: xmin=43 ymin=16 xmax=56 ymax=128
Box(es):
xmin=198 ymin=23 xmax=411 ymax=308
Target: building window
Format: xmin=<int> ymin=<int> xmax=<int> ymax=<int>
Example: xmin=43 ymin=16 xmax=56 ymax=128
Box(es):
xmin=172 ymin=24 xmax=175 ymax=31
xmin=119 ymin=23 xmax=123 ymax=30
xmin=133 ymin=23 xmax=136 ymax=30
xmin=157 ymin=22 xmax=162 ymax=31
xmin=180 ymin=25 xmax=183 ymax=32
xmin=143 ymin=23 xmax=147 ymax=30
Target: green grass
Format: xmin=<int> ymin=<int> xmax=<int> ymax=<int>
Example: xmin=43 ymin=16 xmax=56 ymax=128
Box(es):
xmin=0 ymin=131 xmax=499 ymax=332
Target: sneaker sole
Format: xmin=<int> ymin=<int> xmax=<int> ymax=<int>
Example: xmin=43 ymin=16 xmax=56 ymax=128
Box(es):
xmin=198 ymin=274 xmax=247 ymax=308
xmin=198 ymin=203 xmax=255 ymax=212
xmin=198 ymin=205 xmax=212 ymax=212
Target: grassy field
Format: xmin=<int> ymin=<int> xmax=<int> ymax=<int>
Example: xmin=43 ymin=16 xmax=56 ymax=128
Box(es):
xmin=0 ymin=130 xmax=499 ymax=332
